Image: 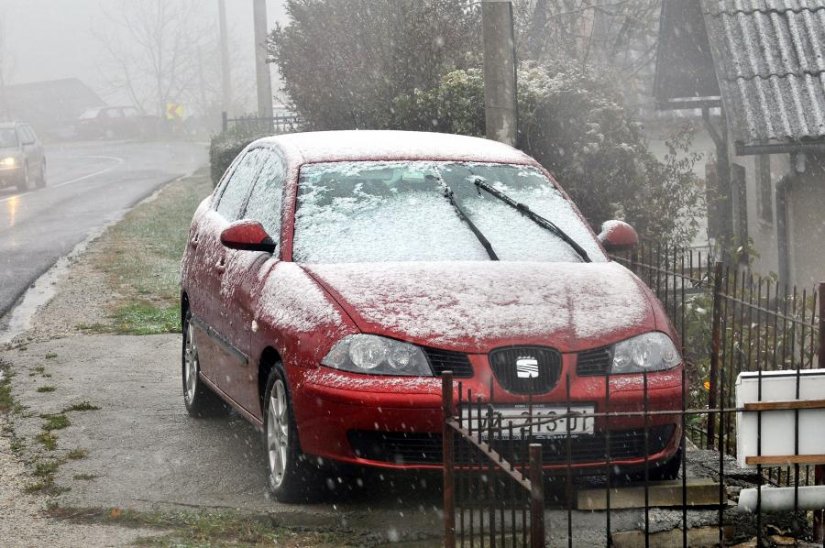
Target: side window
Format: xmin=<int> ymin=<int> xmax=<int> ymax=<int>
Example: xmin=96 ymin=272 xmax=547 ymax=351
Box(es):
xmin=216 ymin=149 xmax=265 ymax=221
xmin=243 ymin=152 xmax=285 ymax=239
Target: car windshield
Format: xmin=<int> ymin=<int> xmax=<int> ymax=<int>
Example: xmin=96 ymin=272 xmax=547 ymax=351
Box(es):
xmin=0 ymin=128 xmax=18 ymax=148
xmin=293 ymin=161 xmax=605 ymax=263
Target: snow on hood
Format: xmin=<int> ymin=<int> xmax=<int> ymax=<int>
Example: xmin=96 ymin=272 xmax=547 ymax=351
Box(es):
xmin=305 ymin=261 xmax=655 ymax=351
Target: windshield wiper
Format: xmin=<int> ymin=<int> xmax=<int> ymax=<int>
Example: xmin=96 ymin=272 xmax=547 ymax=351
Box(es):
xmin=431 ymin=175 xmax=499 ymax=261
xmin=473 ymin=178 xmax=591 ymax=262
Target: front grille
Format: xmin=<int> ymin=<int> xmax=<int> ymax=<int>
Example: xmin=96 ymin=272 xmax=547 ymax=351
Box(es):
xmin=577 ymin=347 xmax=612 ymax=376
xmin=424 ymin=347 xmax=473 ymax=378
xmin=489 ymin=346 xmax=561 ymax=394
xmin=347 ymin=425 xmax=675 ymax=465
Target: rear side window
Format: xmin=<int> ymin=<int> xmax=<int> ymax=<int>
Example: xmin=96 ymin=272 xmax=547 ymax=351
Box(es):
xmin=243 ymin=152 xmax=285 ymax=240
xmin=216 ymin=149 xmax=266 ymax=221
xmin=19 ymin=126 xmax=34 ymax=144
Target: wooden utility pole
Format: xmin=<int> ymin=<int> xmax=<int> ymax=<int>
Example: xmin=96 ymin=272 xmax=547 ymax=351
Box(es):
xmin=218 ymin=0 xmax=232 ymax=114
xmin=482 ymin=0 xmax=518 ymax=146
xmin=253 ymin=0 xmax=274 ymax=127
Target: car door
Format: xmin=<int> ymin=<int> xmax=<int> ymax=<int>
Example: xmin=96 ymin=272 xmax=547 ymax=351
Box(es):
xmin=219 ymin=148 xmax=286 ymax=412
xmin=188 ymin=148 xmax=266 ymax=388
xmin=17 ymin=126 xmax=37 ymax=174
xmin=21 ymin=126 xmax=44 ymax=174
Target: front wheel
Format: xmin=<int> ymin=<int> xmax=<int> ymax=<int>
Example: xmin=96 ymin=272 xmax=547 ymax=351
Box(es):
xmin=182 ymin=310 xmax=227 ymax=417
xmin=16 ymin=163 xmax=30 ymax=192
xmin=264 ymin=366 xmax=323 ymax=502
xmin=35 ymin=160 xmax=46 ymax=188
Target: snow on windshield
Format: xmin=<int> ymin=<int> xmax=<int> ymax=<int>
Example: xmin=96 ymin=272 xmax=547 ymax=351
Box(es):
xmin=293 ymin=161 xmax=605 ymax=263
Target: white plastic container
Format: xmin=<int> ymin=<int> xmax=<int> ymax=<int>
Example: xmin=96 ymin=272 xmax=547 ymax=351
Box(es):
xmin=735 ymin=368 xmax=825 ymax=468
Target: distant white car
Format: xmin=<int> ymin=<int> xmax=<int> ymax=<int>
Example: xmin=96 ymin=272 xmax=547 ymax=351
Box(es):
xmin=0 ymin=122 xmax=46 ymax=192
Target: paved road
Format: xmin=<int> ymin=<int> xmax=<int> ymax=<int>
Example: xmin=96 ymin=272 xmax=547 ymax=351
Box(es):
xmin=0 ymin=140 xmax=207 ymax=320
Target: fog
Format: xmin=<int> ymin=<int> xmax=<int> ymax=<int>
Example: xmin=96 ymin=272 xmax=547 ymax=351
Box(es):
xmin=0 ymin=0 xmax=287 ymax=114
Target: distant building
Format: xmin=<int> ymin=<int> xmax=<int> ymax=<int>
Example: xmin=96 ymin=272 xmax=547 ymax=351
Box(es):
xmin=655 ymin=0 xmax=825 ymax=289
xmin=0 ymin=78 xmax=105 ymax=138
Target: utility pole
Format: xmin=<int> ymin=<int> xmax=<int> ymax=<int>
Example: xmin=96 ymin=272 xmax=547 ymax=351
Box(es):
xmin=218 ymin=0 xmax=232 ymax=115
xmin=253 ymin=0 xmax=274 ymax=128
xmin=482 ymin=0 xmax=518 ymax=146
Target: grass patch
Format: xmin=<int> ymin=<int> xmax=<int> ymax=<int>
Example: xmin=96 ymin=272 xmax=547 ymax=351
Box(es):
xmin=66 ymin=448 xmax=88 ymax=460
xmin=73 ymin=473 xmax=97 ymax=481
xmin=110 ymin=302 xmax=179 ymax=335
xmin=10 ymin=437 xmax=26 ymax=453
xmin=36 ymin=432 xmax=58 ymax=450
xmin=24 ymin=477 xmax=69 ymax=496
xmin=34 ymin=460 xmax=59 ymax=477
xmin=45 ymin=352 xmax=57 ymax=359
xmin=36 ymin=385 xmax=56 ymax=393
xmin=45 ymin=506 xmax=360 ymax=546
xmin=90 ymin=171 xmax=211 ymax=335
xmin=0 ymin=362 xmax=13 ymax=413
xmin=64 ymin=401 xmax=100 ymax=412
xmin=41 ymin=414 xmax=70 ymax=431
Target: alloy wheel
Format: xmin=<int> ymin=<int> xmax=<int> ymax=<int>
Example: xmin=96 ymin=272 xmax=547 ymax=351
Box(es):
xmin=184 ymin=321 xmax=198 ymax=403
xmin=267 ymin=380 xmax=290 ymax=488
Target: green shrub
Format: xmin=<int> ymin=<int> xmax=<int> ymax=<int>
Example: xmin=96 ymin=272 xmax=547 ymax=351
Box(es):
xmin=209 ymin=126 xmax=267 ymax=187
xmin=392 ymin=62 xmax=704 ymax=245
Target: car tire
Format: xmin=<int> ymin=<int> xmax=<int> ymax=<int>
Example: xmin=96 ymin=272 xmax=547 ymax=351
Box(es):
xmin=263 ymin=365 xmax=323 ymax=502
xmin=35 ymin=161 xmax=46 ymax=188
xmin=182 ymin=309 xmax=228 ymax=418
xmin=16 ymin=163 xmax=30 ymax=192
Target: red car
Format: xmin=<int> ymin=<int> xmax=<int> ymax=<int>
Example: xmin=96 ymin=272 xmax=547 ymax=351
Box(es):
xmin=180 ymin=130 xmax=683 ymax=502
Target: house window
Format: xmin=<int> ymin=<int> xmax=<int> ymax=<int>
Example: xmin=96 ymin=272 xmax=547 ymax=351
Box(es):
xmin=756 ymin=155 xmax=773 ymax=223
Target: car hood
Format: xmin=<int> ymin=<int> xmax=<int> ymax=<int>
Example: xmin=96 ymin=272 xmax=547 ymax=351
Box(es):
xmin=304 ymin=261 xmax=658 ymax=352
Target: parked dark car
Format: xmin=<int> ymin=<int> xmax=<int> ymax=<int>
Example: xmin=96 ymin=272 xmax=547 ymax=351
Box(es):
xmin=0 ymin=122 xmax=46 ymax=192
xmin=76 ymin=106 xmax=144 ymax=139
xmin=180 ymin=130 xmax=683 ymax=502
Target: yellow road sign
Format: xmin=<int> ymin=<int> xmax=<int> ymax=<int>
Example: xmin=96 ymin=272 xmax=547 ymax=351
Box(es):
xmin=166 ymin=103 xmax=184 ymax=121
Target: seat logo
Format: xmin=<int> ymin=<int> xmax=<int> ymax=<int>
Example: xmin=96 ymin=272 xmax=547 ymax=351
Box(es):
xmin=516 ymin=356 xmax=539 ymax=379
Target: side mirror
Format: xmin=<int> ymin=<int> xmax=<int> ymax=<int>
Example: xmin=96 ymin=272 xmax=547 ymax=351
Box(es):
xmin=597 ymin=220 xmax=638 ymax=253
xmin=220 ymin=220 xmax=277 ymax=253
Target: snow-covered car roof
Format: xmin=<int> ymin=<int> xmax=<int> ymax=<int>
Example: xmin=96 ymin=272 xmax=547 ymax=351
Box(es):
xmin=260 ymin=130 xmax=536 ymax=166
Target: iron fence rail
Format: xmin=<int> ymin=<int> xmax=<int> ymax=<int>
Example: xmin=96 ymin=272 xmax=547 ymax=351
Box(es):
xmin=220 ymin=112 xmax=302 ymax=134
xmin=440 ymin=241 xmax=825 ymax=546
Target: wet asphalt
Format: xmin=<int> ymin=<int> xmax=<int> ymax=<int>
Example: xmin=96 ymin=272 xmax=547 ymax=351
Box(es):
xmin=0 ymin=140 xmax=206 ymax=320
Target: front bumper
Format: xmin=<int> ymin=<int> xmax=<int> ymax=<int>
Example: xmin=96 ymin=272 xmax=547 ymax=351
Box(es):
xmin=0 ymin=166 xmax=23 ymax=187
xmin=293 ymin=365 xmax=683 ymax=472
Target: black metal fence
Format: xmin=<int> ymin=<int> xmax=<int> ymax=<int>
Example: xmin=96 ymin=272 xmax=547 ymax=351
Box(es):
xmin=220 ymin=112 xmax=302 ymax=134
xmin=441 ymin=242 xmax=825 ymax=546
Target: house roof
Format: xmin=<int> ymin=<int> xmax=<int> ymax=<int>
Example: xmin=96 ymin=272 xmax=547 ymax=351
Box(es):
xmin=655 ymin=0 xmax=825 ymax=155
xmin=703 ymin=0 xmax=825 ymax=154
xmin=1 ymin=78 xmax=105 ymax=132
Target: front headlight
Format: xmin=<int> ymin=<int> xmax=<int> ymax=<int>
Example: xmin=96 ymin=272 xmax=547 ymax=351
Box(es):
xmin=321 ymin=334 xmax=432 ymax=376
xmin=611 ymin=332 xmax=681 ymax=374
xmin=0 ymin=157 xmax=16 ymax=168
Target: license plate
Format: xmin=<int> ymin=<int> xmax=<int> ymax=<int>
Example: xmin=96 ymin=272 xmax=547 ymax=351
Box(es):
xmin=460 ymin=405 xmax=595 ymax=439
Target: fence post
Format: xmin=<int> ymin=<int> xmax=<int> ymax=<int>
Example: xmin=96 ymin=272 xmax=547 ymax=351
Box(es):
xmin=707 ymin=261 xmax=724 ymax=449
xmin=815 ymin=282 xmax=825 ymax=542
xmin=442 ymin=371 xmax=456 ymax=548
xmin=529 ymin=443 xmax=544 ymax=548
xmin=221 ymin=111 xmax=228 ymax=133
